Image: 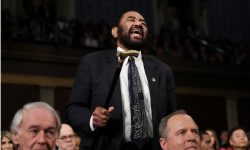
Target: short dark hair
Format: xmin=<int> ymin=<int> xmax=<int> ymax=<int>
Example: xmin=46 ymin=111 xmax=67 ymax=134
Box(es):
xmin=199 ymin=131 xmax=209 ymax=141
xmin=228 ymin=126 xmax=247 ymax=140
xmin=113 ymin=10 xmax=142 ymax=27
xmin=159 ymin=110 xmax=187 ymax=140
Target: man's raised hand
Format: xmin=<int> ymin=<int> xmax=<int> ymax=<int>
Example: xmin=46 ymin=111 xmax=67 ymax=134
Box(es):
xmin=92 ymin=107 xmax=114 ymax=128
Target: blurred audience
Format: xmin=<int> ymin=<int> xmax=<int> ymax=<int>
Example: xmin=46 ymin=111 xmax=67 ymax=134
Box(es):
xmin=247 ymin=131 xmax=250 ymax=143
xmin=199 ymin=131 xmax=213 ymax=150
xmin=74 ymin=134 xmax=81 ymax=150
xmin=159 ymin=110 xmax=201 ymax=150
xmin=220 ymin=131 xmax=229 ymax=147
xmin=84 ymin=31 xmax=98 ymax=48
xmin=1 ymin=131 xmax=15 ymax=150
xmin=206 ymin=129 xmax=220 ymax=150
xmin=10 ymin=102 xmax=61 ymax=150
xmin=1 ymin=6 xmax=249 ymax=65
xmin=55 ymin=124 xmax=76 ymax=150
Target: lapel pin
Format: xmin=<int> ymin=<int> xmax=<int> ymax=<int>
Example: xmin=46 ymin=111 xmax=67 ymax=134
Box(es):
xmin=151 ymin=77 xmax=156 ymax=82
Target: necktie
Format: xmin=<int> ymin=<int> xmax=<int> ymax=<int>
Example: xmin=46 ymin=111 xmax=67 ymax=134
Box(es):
xmin=128 ymin=56 xmax=148 ymax=149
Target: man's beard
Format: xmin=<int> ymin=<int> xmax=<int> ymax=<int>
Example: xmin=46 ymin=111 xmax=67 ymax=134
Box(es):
xmin=117 ymin=25 xmax=147 ymax=50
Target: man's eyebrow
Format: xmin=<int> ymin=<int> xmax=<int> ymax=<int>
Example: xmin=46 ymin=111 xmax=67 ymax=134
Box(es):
xmin=127 ymin=16 xmax=136 ymax=20
xmin=176 ymin=129 xmax=187 ymax=133
xmin=45 ymin=126 xmax=56 ymax=130
xmin=29 ymin=125 xmax=56 ymax=130
xmin=29 ymin=125 xmax=40 ymax=129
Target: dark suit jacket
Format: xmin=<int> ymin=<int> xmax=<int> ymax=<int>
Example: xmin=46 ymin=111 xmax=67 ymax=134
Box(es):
xmin=65 ymin=49 xmax=176 ymax=150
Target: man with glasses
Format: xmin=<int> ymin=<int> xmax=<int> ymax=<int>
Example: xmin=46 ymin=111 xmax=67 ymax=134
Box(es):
xmin=56 ymin=124 xmax=76 ymax=150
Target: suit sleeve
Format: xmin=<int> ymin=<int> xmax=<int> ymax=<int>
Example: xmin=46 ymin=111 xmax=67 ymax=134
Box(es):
xmin=167 ymin=68 xmax=177 ymax=114
xmin=65 ymin=56 xmax=93 ymax=135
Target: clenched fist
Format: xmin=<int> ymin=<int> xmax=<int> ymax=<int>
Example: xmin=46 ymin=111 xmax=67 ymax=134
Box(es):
xmin=92 ymin=107 xmax=114 ymax=128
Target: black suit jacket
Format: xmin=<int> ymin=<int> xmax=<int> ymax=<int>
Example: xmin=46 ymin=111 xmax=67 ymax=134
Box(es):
xmin=65 ymin=49 xmax=176 ymax=150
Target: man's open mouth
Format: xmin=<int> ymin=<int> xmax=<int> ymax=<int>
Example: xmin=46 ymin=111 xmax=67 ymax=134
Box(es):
xmin=130 ymin=27 xmax=143 ymax=38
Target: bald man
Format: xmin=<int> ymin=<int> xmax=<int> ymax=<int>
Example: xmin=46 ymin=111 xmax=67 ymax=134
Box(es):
xmin=56 ymin=124 xmax=76 ymax=150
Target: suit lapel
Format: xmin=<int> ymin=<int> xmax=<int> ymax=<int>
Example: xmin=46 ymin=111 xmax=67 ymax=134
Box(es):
xmin=104 ymin=50 xmax=122 ymax=110
xmin=143 ymin=56 xmax=159 ymax=126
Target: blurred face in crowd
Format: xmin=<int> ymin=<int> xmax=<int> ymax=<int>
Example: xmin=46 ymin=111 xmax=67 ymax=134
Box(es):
xmin=206 ymin=130 xmax=215 ymax=146
xmin=12 ymin=107 xmax=57 ymax=150
xmin=56 ymin=124 xmax=75 ymax=150
xmin=159 ymin=114 xmax=201 ymax=150
xmin=220 ymin=131 xmax=228 ymax=143
xmin=74 ymin=136 xmax=81 ymax=150
xmin=1 ymin=136 xmax=14 ymax=150
xmin=229 ymin=129 xmax=249 ymax=149
xmin=112 ymin=11 xmax=148 ymax=51
xmin=200 ymin=134 xmax=212 ymax=150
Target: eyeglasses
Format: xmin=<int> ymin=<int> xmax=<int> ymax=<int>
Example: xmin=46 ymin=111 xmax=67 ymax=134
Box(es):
xmin=57 ymin=135 xmax=75 ymax=142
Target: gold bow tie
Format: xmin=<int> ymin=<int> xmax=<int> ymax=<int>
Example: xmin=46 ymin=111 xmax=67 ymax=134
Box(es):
xmin=117 ymin=50 xmax=139 ymax=63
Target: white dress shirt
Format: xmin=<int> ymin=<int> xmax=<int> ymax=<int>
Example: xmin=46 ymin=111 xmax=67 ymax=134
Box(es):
xmin=90 ymin=47 xmax=153 ymax=142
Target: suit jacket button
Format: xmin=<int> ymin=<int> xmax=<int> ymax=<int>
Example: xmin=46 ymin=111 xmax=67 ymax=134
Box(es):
xmin=116 ymin=143 xmax=120 ymax=147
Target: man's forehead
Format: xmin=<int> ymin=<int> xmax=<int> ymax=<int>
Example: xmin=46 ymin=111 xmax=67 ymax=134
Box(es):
xmin=60 ymin=124 xmax=74 ymax=135
xmin=122 ymin=11 xmax=144 ymax=20
xmin=23 ymin=107 xmax=53 ymax=117
xmin=233 ymin=129 xmax=244 ymax=135
xmin=22 ymin=107 xmax=56 ymax=126
xmin=167 ymin=114 xmax=198 ymax=131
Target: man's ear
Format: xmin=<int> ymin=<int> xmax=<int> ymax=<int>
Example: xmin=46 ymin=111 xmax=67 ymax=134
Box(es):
xmin=111 ymin=27 xmax=118 ymax=39
xmin=55 ymin=139 xmax=60 ymax=147
xmin=12 ymin=133 xmax=19 ymax=145
xmin=159 ymin=138 xmax=168 ymax=150
xmin=229 ymin=139 xmax=233 ymax=146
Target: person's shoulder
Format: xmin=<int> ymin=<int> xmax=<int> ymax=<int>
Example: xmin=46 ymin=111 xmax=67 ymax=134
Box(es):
xmin=143 ymin=55 xmax=172 ymax=71
xmin=85 ymin=49 xmax=116 ymax=58
xmin=81 ymin=49 xmax=116 ymax=61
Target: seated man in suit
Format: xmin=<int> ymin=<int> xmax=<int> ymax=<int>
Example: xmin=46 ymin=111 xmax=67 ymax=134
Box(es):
xmin=66 ymin=11 xmax=176 ymax=150
xmin=159 ymin=110 xmax=201 ymax=150
xmin=10 ymin=102 xmax=61 ymax=150
xmin=56 ymin=124 xmax=76 ymax=150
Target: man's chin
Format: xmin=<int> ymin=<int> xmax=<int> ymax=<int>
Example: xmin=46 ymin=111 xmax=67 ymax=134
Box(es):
xmin=130 ymin=36 xmax=143 ymax=41
xmin=66 ymin=144 xmax=74 ymax=149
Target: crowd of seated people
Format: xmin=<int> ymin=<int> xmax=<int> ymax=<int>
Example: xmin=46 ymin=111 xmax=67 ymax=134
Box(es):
xmin=2 ymin=102 xmax=249 ymax=150
xmin=1 ymin=6 xmax=249 ymax=66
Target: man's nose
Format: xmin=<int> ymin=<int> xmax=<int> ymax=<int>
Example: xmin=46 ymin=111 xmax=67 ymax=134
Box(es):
xmin=66 ymin=136 xmax=72 ymax=142
xmin=240 ymin=136 xmax=246 ymax=140
xmin=134 ymin=19 xmax=142 ymax=26
xmin=37 ymin=131 xmax=46 ymax=144
xmin=187 ymin=132 xmax=196 ymax=142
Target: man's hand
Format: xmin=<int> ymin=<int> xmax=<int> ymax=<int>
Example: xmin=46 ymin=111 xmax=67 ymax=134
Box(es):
xmin=92 ymin=107 xmax=114 ymax=128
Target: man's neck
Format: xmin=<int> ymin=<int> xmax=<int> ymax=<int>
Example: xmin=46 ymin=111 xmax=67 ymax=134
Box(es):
xmin=233 ymin=146 xmax=247 ymax=150
xmin=117 ymin=44 xmax=129 ymax=51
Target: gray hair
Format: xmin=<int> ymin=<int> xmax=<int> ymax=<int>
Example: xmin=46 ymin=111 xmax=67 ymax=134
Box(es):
xmin=10 ymin=102 xmax=61 ymax=138
xmin=159 ymin=110 xmax=187 ymax=140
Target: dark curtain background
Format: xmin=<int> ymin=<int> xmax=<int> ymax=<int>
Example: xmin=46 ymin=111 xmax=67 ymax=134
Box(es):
xmin=207 ymin=0 xmax=250 ymax=43
xmin=75 ymin=0 xmax=153 ymax=30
